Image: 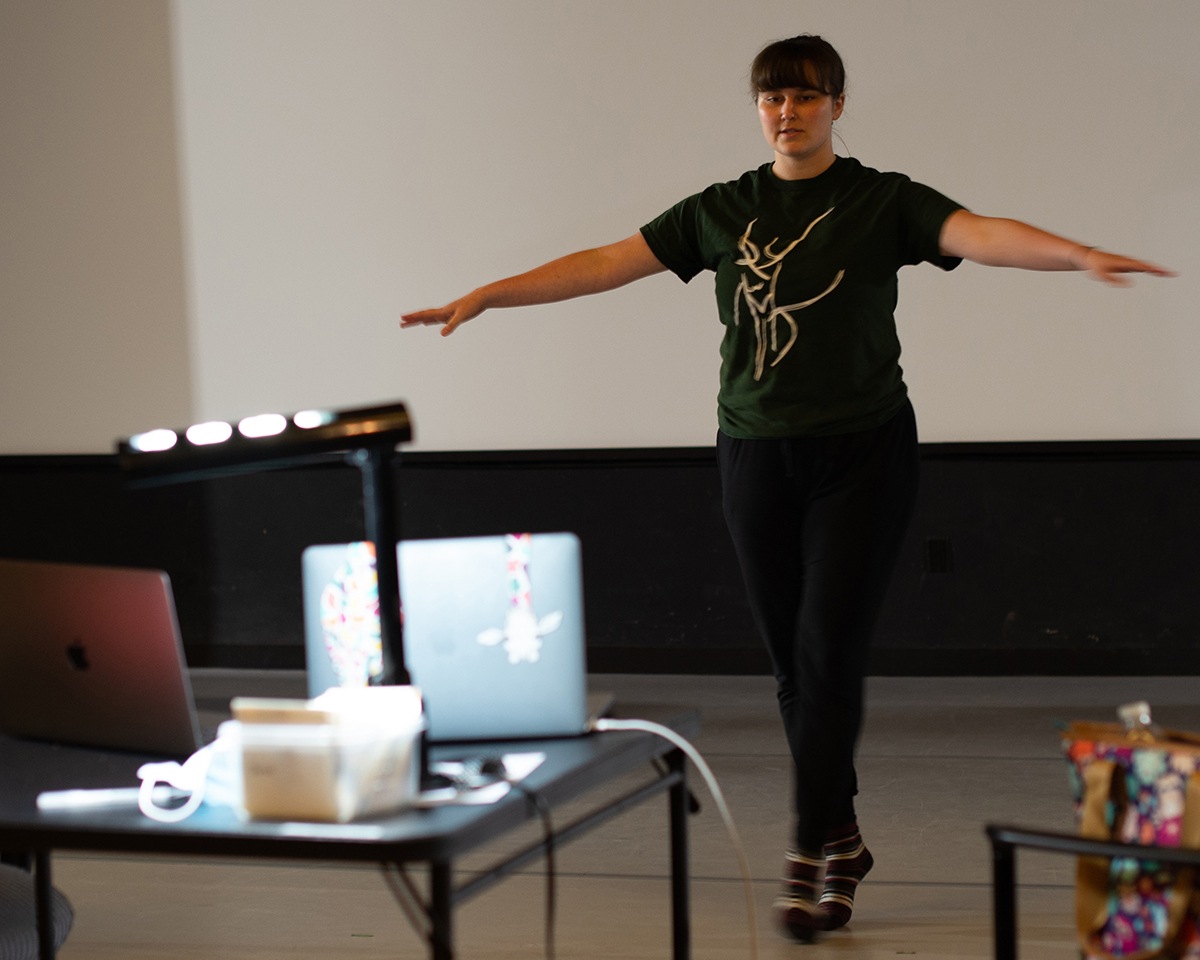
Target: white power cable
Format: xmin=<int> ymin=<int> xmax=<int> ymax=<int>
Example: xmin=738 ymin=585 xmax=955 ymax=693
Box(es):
xmin=592 ymin=717 xmax=758 ymax=960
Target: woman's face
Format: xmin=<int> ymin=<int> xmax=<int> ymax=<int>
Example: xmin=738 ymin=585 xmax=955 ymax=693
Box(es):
xmin=756 ymin=86 xmax=844 ymax=178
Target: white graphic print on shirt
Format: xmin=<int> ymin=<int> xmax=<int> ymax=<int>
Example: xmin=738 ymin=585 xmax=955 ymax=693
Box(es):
xmin=732 ymin=209 xmax=845 ymax=381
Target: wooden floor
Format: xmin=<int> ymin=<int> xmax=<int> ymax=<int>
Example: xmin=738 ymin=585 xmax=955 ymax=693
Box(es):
xmin=47 ymin=671 xmax=1200 ymax=959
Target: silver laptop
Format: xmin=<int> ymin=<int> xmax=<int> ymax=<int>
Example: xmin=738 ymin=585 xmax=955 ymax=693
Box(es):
xmin=301 ymin=541 xmax=386 ymax=696
xmin=303 ymin=533 xmax=597 ymax=742
xmin=0 ymin=558 xmax=203 ymax=757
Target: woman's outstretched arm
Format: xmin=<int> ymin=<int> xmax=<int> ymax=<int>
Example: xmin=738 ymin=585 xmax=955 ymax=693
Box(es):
xmin=400 ymin=232 xmax=667 ymax=336
xmin=939 ymin=209 xmax=1175 ymax=287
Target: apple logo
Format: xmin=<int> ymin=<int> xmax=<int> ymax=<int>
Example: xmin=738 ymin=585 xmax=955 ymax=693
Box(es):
xmin=66 ymin=639 xmax=90 ymax=671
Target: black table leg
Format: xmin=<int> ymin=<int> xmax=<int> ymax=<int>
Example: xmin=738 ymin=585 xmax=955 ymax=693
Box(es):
xmin=34 ymin=852 xmax=55 ymax=960
xmin=668 ymin=748 xmax=691 ymax=960
xmin=429 ymin=860 xmax=453 ymax=960
xmin=991 ymin=838 xmax=1016 ymax=960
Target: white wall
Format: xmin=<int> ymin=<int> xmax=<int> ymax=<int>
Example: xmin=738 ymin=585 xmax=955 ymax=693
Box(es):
xmin=3 ymin=0 xmax=1197 ymax=454
xmin=0 ymin=0 xmax=192 ymax=454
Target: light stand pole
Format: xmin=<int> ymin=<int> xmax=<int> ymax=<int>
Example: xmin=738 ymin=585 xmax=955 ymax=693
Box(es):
xmin=118 ymin=401 xmax=415 ymax=686
xmin=348 ymin=443 xmax=409 ymax=685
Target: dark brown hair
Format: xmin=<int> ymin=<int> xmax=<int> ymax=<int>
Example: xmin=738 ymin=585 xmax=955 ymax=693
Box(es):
xmin=749 ymin=35 xmax=846 ymax=100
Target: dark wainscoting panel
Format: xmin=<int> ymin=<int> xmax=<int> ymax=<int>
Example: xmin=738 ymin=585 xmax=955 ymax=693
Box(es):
xmin=884 ymin=442 xmax=1200 ymax=674
xmin=1 ymin=441 xmax=1197 ymax=675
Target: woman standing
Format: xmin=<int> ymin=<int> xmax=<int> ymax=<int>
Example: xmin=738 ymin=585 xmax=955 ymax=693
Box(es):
xmin=402 ymin=34 xmax=1172 ymax=942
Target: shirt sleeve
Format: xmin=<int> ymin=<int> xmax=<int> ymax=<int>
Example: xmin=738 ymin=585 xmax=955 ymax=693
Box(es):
xmin=640 ymin=193 xmax=708 ymax=284
xmin=898 ymin=178 xmax=966 ymax=272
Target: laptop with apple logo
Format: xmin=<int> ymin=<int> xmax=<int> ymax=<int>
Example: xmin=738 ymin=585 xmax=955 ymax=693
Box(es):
xmin=0 ymin=558 xmax=203 ymax=757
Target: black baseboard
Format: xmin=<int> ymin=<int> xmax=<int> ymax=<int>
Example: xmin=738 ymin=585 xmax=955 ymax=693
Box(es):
xmin=2 ymin=439 xmax=1198 ymax=676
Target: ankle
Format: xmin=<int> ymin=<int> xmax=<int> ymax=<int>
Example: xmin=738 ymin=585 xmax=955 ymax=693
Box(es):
xmin=776 ymin=849 xmax=824 ymax=942
xmin=824 ymin=820 xmax=863 ymax=850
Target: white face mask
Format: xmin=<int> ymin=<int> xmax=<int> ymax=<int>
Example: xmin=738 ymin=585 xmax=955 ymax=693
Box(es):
xmin=136 ymin=721 xmax=240 ymax=823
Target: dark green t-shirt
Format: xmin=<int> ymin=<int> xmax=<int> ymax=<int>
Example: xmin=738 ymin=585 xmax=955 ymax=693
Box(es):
xmin=640 ymin=157 xmax=964 ymax=438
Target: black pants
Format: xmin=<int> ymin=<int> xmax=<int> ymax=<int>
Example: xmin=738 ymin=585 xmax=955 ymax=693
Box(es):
xmin=717 ymin=401 xmax=920 ymax=852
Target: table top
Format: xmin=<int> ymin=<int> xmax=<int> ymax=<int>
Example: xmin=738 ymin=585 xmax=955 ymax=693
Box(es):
xmin=0 ymin=709 xmax=699 ymax=863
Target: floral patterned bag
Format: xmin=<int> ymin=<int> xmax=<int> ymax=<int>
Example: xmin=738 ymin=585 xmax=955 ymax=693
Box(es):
xmin=1064 ymin=709 xmax=1200 ymax=960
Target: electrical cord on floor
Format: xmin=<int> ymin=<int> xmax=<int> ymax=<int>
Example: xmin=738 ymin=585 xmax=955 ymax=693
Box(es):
xmin=592 ymin=717 xmax=759 ymax=960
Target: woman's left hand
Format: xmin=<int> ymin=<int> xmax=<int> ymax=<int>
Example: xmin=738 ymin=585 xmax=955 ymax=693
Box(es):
xmin=939 ymin=210 xmax=1176 ymax=285
xmin=1077 ymin=248 xmax=1177 ymax=287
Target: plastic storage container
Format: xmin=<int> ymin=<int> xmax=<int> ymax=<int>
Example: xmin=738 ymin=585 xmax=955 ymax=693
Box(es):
xmin=230 ymin=687 xmax=424 ymax=823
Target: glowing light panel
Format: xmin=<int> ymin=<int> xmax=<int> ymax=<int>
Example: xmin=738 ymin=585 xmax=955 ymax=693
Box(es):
xmin=293 ymin=409 xmax=335 ymax=429
xmin=128 ymin=429 xmax=178 ymax=453
xmin=238 ymin=413 xmax=288 ymax=438
xmin=185 ymin=421 xmax=234 ymax=446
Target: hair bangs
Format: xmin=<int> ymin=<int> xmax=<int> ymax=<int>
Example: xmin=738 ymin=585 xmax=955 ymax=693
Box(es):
xmin=750 ymin=35 xmax=845 ymax=99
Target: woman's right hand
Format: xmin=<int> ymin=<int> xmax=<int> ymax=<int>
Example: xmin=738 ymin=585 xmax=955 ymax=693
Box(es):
xmin=400 ymin=234 xmax=666 ymax=337
xmin=400 ymin=290 xmax=487 ymax=337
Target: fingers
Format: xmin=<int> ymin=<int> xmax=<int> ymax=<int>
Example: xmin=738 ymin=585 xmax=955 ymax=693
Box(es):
xmin=1087 ymin=252 xmax=1177 ymax=286
xmin=400 ymin=294 xmax=483 ymax=336
xmin=399 ymin=305 xmax=464 ymax=337
xmin=436 ymin=303 xmax=474 ymax=336
xmin=399 ymin=307 xmax=450 ymax=329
